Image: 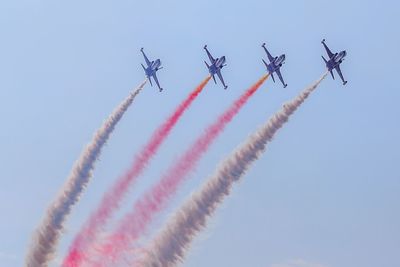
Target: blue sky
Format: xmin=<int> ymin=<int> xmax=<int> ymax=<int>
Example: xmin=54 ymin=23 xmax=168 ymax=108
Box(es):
xmin=0 ymin=1 xmax=399 ymax=266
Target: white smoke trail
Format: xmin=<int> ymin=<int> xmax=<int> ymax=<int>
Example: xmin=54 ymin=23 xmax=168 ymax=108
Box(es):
xmin=140 ymin=74 xmax=327 ymax=267
xmin=25 ymin=80 xmax=147 ymax=267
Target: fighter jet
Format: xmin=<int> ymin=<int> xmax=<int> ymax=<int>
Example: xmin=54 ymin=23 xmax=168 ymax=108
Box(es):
xmin=261 ymin=43 xmax=287 ymax=88
xmin=203 ymin=45 xmax=228 ymax=89
xmin=321 ymin=39 xmax=347 ymax=85
xmin=141 ymin=48 xmax=163 ymax=92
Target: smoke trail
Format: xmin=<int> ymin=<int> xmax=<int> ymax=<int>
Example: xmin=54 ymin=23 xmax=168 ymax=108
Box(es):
xmin=63 ymin=76 xmax=211 ymax=267
xmin=25 ymin=80 xmax=147 ymax=267
xmin=90 ymin=75 xmax=269 ymax=267
xmin=140 ymin=73 xmax=327 ymax=267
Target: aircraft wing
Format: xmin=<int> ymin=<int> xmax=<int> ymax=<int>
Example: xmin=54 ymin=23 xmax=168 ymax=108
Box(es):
xmin=216 ymin=69 xmax=227 ymax=89
xmin=204 ymin=45 xmax=215 ymax=63
xmin=152 ymin=72 xmax=162 ymax=91
xmin=262 ymin=44 xmax=275 ymax=63
xmin=141 ymin=48 xmax=151 ymax=66
xmin=322 ymin=40 xmax=334 ymax=58
xmin=334 ymin=65 xmax=347 ymax=85
xmin=275 ymin=68 xmax=287 ymax=88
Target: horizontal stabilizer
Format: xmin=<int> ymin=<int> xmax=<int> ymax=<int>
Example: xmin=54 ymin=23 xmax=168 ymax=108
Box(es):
xmin=271 ymin=72 xmax=275 ymax=83
xmin=330 ymin=70 xmax=335 ymax=80
xmin=262 ymin=59 xmax=268 ymax=68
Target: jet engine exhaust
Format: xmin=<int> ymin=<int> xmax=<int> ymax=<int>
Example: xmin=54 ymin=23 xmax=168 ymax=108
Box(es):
xmin=25 ymin=80 xmax=147 ymax=267
xmin=88 ymin=74 xmax=269 ymax=267
xmin=139 ymin=73 xmax=327 ymax=267
xmin=62 ymin=76 xmax=211 ymax=267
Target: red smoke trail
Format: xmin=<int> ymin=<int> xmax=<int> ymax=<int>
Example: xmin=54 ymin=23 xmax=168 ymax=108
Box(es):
xmin=62 ymin=76 xmax=211 ymax=267
xmin=139 ymin=73 xmax=328 ymax=267
xmin=92 ymin=74 xmax=269 ymax=266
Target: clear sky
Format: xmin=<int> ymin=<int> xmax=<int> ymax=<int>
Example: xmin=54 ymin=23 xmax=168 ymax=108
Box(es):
xmin=0 ymin=1 xmax=399 ymax=267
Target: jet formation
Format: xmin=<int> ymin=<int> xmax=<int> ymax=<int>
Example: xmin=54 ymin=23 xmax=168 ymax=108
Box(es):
xmin=141 ymin=39 xmax=347 ymax=91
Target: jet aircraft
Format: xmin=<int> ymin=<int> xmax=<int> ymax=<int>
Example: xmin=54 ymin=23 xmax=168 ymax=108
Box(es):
xmin=321 ymin=39 xmax=348 ymax=85
xmin=261 ymin=43 xmax=287 ymax=88
xmin=203 ymin=45 xmax=228 ymax=89
xmin=141 ymin=48 xmax=163 ymax=92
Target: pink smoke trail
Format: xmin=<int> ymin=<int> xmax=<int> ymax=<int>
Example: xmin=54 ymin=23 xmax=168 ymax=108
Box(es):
xmin=90 ymin=74 xmax=269 ymax=266
xmin=139 ymin=73 xmax=328 ymax=267
xmin=62 ymin=76 xmax=211 ymax=267
xmin=25 ymin=80 xmax=147 ymax=267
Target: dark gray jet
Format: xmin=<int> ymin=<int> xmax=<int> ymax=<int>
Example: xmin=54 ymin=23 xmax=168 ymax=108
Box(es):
xmin=141 ymin=48 xmax=163 ymax=92
xmin=203 ymin=45 xmax=228 ymax=89
xmin=321 ymin=39 xmax=347 ymax=85
xmin=261 ymin=43 xmax=287 ymax=88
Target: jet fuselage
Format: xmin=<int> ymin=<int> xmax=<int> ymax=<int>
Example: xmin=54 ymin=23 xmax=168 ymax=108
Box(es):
xmin=326 ymin=50 xmax=346 ymax=71
xmin=145 ymin=59 xmax=162 ymax=77
xmin=209 ymin=56 xmax=226 ymax=75
xmin=267 ymin=54 xmax=285 ymax=73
